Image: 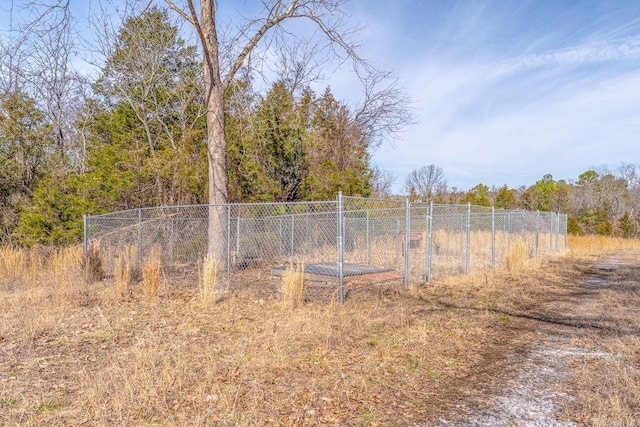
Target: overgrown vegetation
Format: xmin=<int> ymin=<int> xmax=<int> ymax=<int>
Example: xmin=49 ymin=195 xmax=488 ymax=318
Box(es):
xmin=1 ymin=237 xmax=638 ymax=425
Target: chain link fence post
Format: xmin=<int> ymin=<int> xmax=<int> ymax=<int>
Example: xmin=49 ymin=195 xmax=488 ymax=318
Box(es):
xmin=426 ymin=201 xmax=433 ymax=282
xmin=170 ymin=217 xmax=175 ymax=265
xmin=278 ymin=218 xmax=283 ymax=257
xmin=227 ymin=205 xmax=231 ymax=291
xmin=547 ymin=212 xmax=555 ymax=253
xmin=337 ymin=192 xmax=344 ymax=304
xmin=236 ymin=216 xmax=241 ymax=263
xmin=465 ymin=203 xmax=471 ymax=274
xmin=366 ymin=210 xmax=370 ymax=265
xmin=535 ymin=211 xmax=540 ymax=257
xmin=555 ymin=213 xmax=560 ymax=253
xmin=564 ymin=214 xmax=568 ymax=251
xmin=137 ymin=208 xmax=143 ymax=267
xmin=290 ymin=215 xmax=295 ymax=259
xmin=404 ymin=199 xmax=410 ymax=290
xmin=491 ymin=206 xmax=496 ymax=268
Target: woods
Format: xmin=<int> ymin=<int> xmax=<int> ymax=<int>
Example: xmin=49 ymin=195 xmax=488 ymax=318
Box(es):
xmin=0 ymin=2 xmax=639 ymax=246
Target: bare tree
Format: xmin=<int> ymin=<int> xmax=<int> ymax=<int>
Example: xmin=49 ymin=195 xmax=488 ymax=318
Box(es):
xmin=2 ymin=0 xmax=86 ymax=165
xmin=353 ymin=69 xmax=415 ymax=148
xmin=158 ymin=0 xmax=412 ymax=259
xmin=404 ymin=164 xmax=445 ymax=202
xmin=617 ymin=163 xmax=639 ymax=191
xmin=270 ymin=40 xmax=326 ymax=94
xmin=619 ymin=164 xmax=640 ymax=226
xmin=369 ymin=166 xmax=396 ymax=198
xmin=0 ymin=33 xmax=27 ymax=94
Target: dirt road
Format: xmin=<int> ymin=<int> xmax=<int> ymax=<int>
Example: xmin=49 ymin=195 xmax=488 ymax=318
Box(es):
xmin=434 ymin=249 xmax=640 ymax=426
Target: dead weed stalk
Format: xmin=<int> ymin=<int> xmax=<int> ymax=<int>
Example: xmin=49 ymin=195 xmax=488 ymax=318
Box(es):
xmin=142 ymin=246 xmax=162 ymax=298
xmin=504 ymin=239 xmax=532 ymax=273
xmin=281 ymin=262 xmax=305 ymax=308
xmin=114 ymin=246 xmax=137 ymax=299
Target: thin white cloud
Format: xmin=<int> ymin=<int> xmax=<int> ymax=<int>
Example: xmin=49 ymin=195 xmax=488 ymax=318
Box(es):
xmin=364 ymin=1 xmax=640 ymax=193
xmin=379 ymin=63 xmax=640 ymax=191
xmin=494 ymin=35 xmax=640 ymax=78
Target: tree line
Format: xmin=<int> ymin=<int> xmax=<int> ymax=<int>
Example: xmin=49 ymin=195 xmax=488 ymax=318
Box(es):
xmin=0 ymin=5 xmax=388 ymax=246
xmin=1 ymin=3 xmax=637 ymax=247
xmin=402 ymin=164 xmax=640 ymax=238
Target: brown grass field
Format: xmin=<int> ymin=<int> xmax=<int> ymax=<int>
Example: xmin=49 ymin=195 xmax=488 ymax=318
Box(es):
xmin=1 ymin=236 xmax=639 ymax=426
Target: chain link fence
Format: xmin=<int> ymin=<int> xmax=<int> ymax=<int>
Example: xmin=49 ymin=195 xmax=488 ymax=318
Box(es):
xmin=84 ymin=194 xmax=568 ymax=302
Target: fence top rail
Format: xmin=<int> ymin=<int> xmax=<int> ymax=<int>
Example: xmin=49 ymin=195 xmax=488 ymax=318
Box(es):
xmin=87 ymin=199 xmax=339 ymax=220
xmin=237 ymin=210 xmax=339 ymax=220
xmin=342 ymin=195 xmax=405 ymax=204
xmin=87 ymin=199 xmax=568 ymax=221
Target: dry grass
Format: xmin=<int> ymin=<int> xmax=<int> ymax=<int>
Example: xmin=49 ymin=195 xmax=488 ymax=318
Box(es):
xmin=83 ymin=243 xmax=105 ymax=283
xmin=569 ymin=334 xmax=640 ymax=426
xmin=281 ymin=262 xmax=305 ymax=308
xmin=114 ymin=246 xmax=136 ymax=299
xmin=503 ymin=239 xmax=532 ymax=273
xmin=0 ymin=237 xmax=639 ymax=426
xmin=0 ymin=246 xmax=28 ymax=281
xmin=559 ymin=237 xmax=640 ymax=426
xmin=0 ymin=245 xmax=89 ymax=346
xmin=568 ymin=234 xmax=640 ymax=255
xmin=142 ymin=246 xmax=162 ymax=298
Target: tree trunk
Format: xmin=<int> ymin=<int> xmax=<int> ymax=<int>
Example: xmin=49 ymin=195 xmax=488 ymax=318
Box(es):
xmin=206 ymin=87 xmax=229 ymax=264
xmin=201 ymin=0 xmax=229 ymax=263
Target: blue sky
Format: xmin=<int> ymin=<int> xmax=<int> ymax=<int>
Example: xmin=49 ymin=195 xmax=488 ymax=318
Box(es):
xmin=338 ymin=0 xmax=640 ymax=192
xmin=2 ymin=0 xmax=639 ymax=193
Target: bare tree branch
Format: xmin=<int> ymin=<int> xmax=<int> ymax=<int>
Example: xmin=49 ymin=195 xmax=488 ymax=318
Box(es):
xmin=370 ymin=166 xmax=396 ymax=198
xmin=404 ymin=165 xmax=445 ymax=202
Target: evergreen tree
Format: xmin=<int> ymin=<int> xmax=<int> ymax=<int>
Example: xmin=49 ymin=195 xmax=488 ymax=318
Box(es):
xmin=461 ymin=184 xmax=491 ymax=207
xmin=520 ymin=174 xmax=569 ymax=212
xmin=90 ymin=6 xmax=207 ymax=208
xmin=254 ymin=81 xmax=309 ymax=202
xmin=227 ymin=82 xmax=373 ymax=202
xmin=307 ymin=88 xmax=372 ymax=200
xmin=14 ymin=8 xmax=208 ymax=245
xmin=618 ymin=212 xmax=636 ymax=238
xmin=494 ymin=185 xmax=518 ymax=209
xmin=0 ymin=90 xmax=53 ymax=243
